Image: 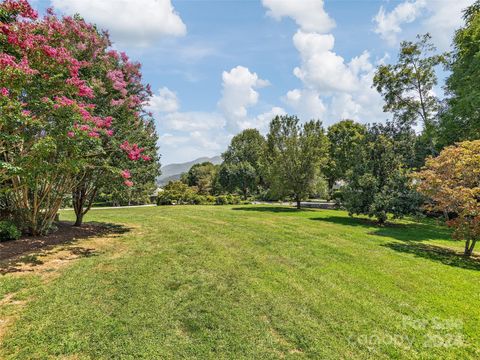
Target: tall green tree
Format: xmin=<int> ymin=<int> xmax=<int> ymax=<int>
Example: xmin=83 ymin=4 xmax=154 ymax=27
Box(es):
xmin=220 ymin=129 xmax=266 ymax=197
xmin=438 ymin=1 xmax=480 ymax=146
xmin=373 ymin=33 xmax=445 ymax=161
xmin=342 ymin=123 xmax=421 ymax=224
xmin=264 ymin=115 xmax=328 ymax=209
xmin=182 ymin=162 xmax=219 ymax=195
xmin=222 ymin=129 xmax=266 ymax=170
xmin=325 ymin=120 xmax=366 ymax=193
xmin=218 ymin=162 xmax=256 ymax=200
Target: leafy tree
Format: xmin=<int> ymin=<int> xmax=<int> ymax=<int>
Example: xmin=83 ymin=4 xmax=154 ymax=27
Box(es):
xmin=182 ymin=162 xmax=219 ymax=195
xmin=218 ymin=162 xmax=257 ymax=200
xmin=414 ymin=140 xmax=480 ymax=256
xmin=222 ymin=129 xmax=266 ymax=195
xmin=0 ymin=2 xmax=153 ymax=234
xmin=264 ymin=115 xmax=328 ymax=209
xmin=222 ymin=129 xmax=266 ymax=170
xmin=343 ymin=123 xmax=421 ymax=224
xmin=438 ymin=1 xmax=480 ymax=146
xmin=325 ymin=120 xmax=366 ymax=193
xmin=373 ymin=33 xmax=445 ymax=160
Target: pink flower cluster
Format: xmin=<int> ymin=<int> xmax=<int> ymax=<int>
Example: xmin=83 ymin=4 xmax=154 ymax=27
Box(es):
xmin=1 ymin=1 xmax=155 ymax=189
xmin=2 ymin=0 xmax=38 ymax=20
xmin=54 ymin=97 xmax=114 ymax=138
xmin=0 ymin=54 xmax=37 ymax=75
xmin=107 ymin=70 xmax=128 ymax=96
xmin=120 ymin=141 xmax=145 ymax=161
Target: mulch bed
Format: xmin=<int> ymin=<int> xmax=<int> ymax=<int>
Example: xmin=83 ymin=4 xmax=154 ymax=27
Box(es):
xmin=0 ymin=221 xmax=128 ymax=263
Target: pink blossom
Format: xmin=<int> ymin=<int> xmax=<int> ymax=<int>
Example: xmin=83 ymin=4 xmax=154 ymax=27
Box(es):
xmin=110 ymin=98 xmax=124 ymax=106
xmin=67 ymin=131 xmax=75 ymax=138
xmin=124 ymin=180 xmax=134 ymax=187
xmin=105 ymin=129 xmax=114 ymax=137
xmin=88 ymin=131 xmax=100 ymax=138
xmin=141 ymin=155 xmax=151 ymax=161
xmin=121 ymin=170 xmax=131 ymax=179
xmin=22 ymin=110 xmax=31 ymax=116
xmin=0 ymin=88 xmax=9 ymax=97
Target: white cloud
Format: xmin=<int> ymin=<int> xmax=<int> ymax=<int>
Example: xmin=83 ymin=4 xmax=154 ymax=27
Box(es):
xmin=422 ymin=0 xmax=472 ymax=50
xmin=292 ymin=31 xmax=359 ymax=94
xmin=147 ymin=87 xmax=179 ymax=113
xmin=51 ymin=0 xmax=186 ymax=46
xmin=262 ymin=2 xmax=386 ymax=126
xmin=262 ymin=0 xmax=335 ymax=33
xmin=373 ymin=0 xmax=426 ymax=45
xmin=373 ymin=0 xmax=471 ymax=50
xmin=290 ymin=31 xmax=384 ymax=124
xmin=218 ymin=66 xmax=270 ymax=131
xmin=162 ymin=111 xmax=225 ymax=132
xmin=284 ymin=89 xmax=326 ymax=120
xmin=237 ymin=106 xmax=287 ymax=133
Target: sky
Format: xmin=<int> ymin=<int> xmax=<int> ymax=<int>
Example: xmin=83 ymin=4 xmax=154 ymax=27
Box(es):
xmin=34 ymin=0 xmax=473 ymax=164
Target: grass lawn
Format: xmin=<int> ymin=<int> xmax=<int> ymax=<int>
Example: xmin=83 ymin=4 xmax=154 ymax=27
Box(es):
xmin=0 ymin=205 xmax=479 ymax=359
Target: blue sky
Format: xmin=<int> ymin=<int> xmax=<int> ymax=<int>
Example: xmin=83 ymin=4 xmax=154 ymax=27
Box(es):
xmin=35 ymin=0 xmax=473 ymax=164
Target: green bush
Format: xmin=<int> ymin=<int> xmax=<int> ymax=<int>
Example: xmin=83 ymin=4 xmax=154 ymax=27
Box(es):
xmin=215 ymin=195 xmax=241 ymax=205
xmin=0 ymin=220 xmax=21 ymax=242
xmin=215 ymin=195 xmax=229 ymax=205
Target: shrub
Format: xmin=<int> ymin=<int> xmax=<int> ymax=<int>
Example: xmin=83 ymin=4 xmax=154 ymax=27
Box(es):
xmin=215 ymin=195 xmax=229 ymax=205
xmin=0 ymin=220 xmax=21 ymax=242
xmin=215 ymin=195 xmax=241 ymax=205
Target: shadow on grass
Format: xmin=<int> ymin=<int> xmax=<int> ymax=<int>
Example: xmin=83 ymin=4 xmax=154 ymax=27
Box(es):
xmin=312 ymin=214 xmax=478 ymax=270
xmin=0 ymin=222 xmax=129 ymax=274
xmin=232 ymin=206 xmax=314 ymax=213
xmin=311 ymin=215 xmax=452 ymax=242
xmin=382 ymin=242 xmax=480 ymax=271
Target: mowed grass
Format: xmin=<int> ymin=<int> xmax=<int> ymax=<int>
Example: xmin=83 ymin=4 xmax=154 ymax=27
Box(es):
xmin=1 ymin=205 xmax=480 ymax=359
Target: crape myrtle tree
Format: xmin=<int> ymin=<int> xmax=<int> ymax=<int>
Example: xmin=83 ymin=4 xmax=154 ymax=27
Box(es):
xmin=264 ymin=115 xmax=328 ymax=209
xmin=373 ymin=33 xmax=445 ymax=165
xmin=343 ymin=122 xmax=422 ymax=224
xmin=438 ymin=1 xmax=480 ymax=146
xmin=71 ymin=50 xmax=160 ymax=226
xmin=414 ymin=141 xmax=480 ymax=257
xmin=0 ymin=1 xmax=156 ymax=234
xmin=325 ymin=120 xmax=366 ymax=194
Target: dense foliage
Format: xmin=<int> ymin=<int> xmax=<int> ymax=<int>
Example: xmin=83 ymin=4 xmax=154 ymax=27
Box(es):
xmin=438 ymin=1 xmax=480 ymax=146
xmin=0 ymin=1 xmax=159 ymax=234
xmin=342 ymin=123 xmax=422 ymax=223
xmin=264 ymin=115 xmax=328 ymax=209
xmin=414 ymin=140 xmax=480 ymax=256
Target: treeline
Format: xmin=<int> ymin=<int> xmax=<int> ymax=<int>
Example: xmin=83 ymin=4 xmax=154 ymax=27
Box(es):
xmin=0 ymin=1 xmax=159 ymax=238
xmin=160 ymin=1 xmax=480 ymax=256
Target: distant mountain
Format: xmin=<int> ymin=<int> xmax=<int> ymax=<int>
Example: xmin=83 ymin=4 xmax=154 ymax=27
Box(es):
xmin=157 ymin=156 xmax=222 ymax=186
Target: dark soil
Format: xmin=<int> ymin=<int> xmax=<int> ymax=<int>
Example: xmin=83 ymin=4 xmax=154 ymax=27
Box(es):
xmin=0 ymin=221 xmax=128 ymax=263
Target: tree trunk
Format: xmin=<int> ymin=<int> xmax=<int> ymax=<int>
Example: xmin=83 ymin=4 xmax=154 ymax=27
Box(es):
xmin=72 ymin=187 xmax=85 ymax=227
xmin=296 ymin=196 xmax=301 ymax=209
xmin=464 ymin=239 xmax=477 ymax=257
xmin=242 ymin=188 xmax=248 ymax=201
xmin=74 ymin=212 xmax=84 ymax=227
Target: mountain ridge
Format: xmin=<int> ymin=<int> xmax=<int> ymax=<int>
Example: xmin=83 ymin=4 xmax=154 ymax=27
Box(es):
xmin=157 ymin=155 xmax=222 ymax=186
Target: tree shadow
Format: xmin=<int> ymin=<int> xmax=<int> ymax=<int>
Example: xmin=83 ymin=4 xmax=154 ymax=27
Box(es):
xmin=312 ymin=214 xmax=478 ymax=270
xmin=382 ymin=242 xmax=480 ymax=271
xmin=232 ymin=206 xmax=314 ymax=213
xmin=311 ymin=215 xmax=452 ymax=242
xmin=0 ymin=221 xmax=130 ymax=274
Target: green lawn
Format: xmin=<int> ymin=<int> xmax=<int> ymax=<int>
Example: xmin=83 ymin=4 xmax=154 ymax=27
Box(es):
xmin=1 ymin=205 xmax=479 ymax=359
